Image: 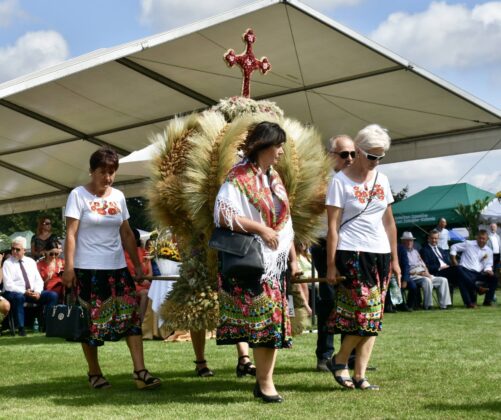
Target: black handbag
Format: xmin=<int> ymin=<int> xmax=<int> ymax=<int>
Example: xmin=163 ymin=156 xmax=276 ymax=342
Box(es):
xmin=209 ymin=227 xmax=265 ymax=283
xmin=45 ymin=289 xmax=90 ymax=341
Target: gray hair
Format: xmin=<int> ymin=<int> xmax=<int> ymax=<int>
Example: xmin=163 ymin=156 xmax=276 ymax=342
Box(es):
xmin=12 ymin=236 xmax=27 ymax=249
xmin=354 ymin=124 xmax=391 ymax=152
xmin=328 ymin=134 xmax=353 ymax=151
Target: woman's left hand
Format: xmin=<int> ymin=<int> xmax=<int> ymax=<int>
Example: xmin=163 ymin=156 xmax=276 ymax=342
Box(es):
xmin=391 ymin=260 xmax=402 ymax=288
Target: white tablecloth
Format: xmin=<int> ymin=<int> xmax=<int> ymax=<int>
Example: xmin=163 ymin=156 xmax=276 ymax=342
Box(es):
xmin=148 ymin=258 xmax=180 ymax=325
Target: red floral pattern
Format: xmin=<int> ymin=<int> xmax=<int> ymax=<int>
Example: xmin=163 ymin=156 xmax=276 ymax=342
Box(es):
xmin=227 ymin=160 xmax=290 ymax=230
xmin=353 ymin=183 xmax=385 ymax=204
xmin=88 ymin=200 xmax=121 ymax=216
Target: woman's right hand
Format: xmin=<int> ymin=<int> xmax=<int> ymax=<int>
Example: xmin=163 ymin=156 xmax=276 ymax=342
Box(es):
xmin=62 ymin=268 xmax=76 ymax=288
xmin=327 ymin=265 xmax=341 ymax=285
xmin=259 ymin=226 xmax=279 ymax=250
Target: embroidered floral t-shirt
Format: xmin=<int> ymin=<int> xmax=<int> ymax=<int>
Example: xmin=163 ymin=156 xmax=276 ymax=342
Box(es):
xmin=65 ymin=186 xmax=130 ymax=269
xmin=326 ymin=171 xmax=394 ymax=253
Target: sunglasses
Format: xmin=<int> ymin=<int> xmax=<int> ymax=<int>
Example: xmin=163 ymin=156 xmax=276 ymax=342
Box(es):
xmin=331 ymin=151 xmax=356 ymax=159
xmin=48 ymin=252 xmax=60 ymax=257
xmin=359 ymin=149 xmax=385 ymax=161
xmin=11 ymin=247 xmax=22 ymax=252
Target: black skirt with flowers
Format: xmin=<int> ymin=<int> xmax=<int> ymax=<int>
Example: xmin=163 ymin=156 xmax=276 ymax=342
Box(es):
xmin=326 ymin=250 xmax=391 ymax=337
xmin=75 ymin=267 xmax=142 ymax=346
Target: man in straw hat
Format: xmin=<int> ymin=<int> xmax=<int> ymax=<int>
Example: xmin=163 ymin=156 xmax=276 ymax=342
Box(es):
xmin=400 ymin=231 xmax=451 ymax=310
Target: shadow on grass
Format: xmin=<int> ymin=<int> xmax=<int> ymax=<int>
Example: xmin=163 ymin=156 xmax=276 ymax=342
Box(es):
xmin=0 ymin=335 xmax=69 ymax=346
xmin=425 ymin=401 xmax=501 ymax=413
xmin=0 ymin=371 xmax=334 ymax=407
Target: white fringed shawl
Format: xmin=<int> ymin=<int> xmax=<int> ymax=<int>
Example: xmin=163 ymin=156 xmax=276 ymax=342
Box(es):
xmin=214 ymin=172 xmax=294 ymax=283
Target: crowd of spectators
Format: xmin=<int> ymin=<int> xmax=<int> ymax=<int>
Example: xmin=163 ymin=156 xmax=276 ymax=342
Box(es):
xmin=387 ymin=219 xmax=499 ymax=312
xmin=0 ymin=216 xmax=153 ymax=336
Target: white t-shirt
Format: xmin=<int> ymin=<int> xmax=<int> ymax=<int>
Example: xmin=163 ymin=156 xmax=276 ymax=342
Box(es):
xmin=437 ymin=228 xmax=449 ymax=250
xmin=326 ymin=171 xmax=394 ymax=253
xmin=65 ymin=186 xmax=130 ymax=270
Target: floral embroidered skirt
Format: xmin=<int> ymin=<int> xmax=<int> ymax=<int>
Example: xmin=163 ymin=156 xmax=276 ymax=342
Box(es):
xmin=75 ymin=268 xmax=142 ymax=346
xmin=326 ymin=250 xmax=391 ymax=337
xmin=217 ymin=272 xmax=292 ymax=349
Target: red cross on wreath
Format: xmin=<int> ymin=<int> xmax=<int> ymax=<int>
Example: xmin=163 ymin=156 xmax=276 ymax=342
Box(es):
xmin=223 ymin=28 xmax=271 ymax=98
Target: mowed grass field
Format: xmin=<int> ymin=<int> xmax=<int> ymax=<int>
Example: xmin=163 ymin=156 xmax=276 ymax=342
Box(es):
xmin=1 ymin=296 xmax=500 ymax=419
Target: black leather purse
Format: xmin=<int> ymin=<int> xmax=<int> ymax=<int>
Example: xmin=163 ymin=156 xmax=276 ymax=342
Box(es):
xmin=209 ymin=227 xmax=265 ymax=283
xmin=45 ymin=289 xmax=90 ymax=341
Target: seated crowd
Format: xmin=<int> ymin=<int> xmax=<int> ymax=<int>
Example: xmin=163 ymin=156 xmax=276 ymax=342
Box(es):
xmin=0 ymin=219 xmax=153 ymax=337
xmin=390 ymin=226 xmax=498 ymax=312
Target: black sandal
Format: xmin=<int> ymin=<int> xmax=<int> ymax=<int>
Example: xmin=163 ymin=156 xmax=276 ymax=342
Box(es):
xmin=194 ymin=360 xmax=214 ymax=377
xmin=236 ymin=355 xmax=256 ymax=377
xmin=353 ymin=377 xmax=380 ymax=391
xmin=133 ymin=369 xmax=162 ymax=390
xmin=88 ymin=373 xmax=111 ymax=389
xmin=326 ymin=357 xmax=355 ymax=389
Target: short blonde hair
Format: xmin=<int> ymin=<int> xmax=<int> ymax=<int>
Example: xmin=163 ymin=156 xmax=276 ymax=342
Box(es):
xmin=354 ymin=124 xmax=391 ymax=152
xmin=12 ymin=236 xmax=27 ymax=249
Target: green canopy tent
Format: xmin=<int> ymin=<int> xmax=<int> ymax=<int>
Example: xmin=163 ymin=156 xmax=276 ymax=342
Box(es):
xmin=393 ymin=183 xmax=494 ymax=229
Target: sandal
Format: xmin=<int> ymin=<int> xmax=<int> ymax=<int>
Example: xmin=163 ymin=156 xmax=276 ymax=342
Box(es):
xmin=353 ymin=377 xmax=380 ymax=391
xmin=236 ymin=355 xmax=256 ymax=377
xmin=326 ymin=357 xmax=355 ymax=389
xmin=88 ymin=373 xmax=111 ymax=389
xmin=194 ymin=360 xmax=214 ymax=377
xmin=133 ymin=369 xmax=162 ymax=390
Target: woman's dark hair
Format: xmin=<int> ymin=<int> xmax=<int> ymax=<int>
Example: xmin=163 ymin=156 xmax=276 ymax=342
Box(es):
xmin=89 ymin=147 xmax=119 ymax=172
xmin=44 ymin=239 xmax=61 ymax=251
xmin=243 ymin=121 xmax=286 ymax=163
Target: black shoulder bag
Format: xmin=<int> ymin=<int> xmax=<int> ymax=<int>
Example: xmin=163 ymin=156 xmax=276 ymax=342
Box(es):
xmin=209 ymin=227 xmax=265 ymax=284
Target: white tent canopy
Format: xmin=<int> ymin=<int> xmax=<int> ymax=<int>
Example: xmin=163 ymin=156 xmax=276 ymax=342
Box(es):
xmin=1 ymin=0 xmax=500 ymax=215
xmin=481 ymin=199 xmax=501 ymax=223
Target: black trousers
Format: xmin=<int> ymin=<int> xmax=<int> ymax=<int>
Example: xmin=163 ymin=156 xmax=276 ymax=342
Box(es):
xmin=310 ymin=239 xmax=335 ymax=360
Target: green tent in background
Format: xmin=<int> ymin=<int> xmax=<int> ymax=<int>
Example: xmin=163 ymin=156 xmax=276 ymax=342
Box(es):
xmin=393 ymin=183 xmax=494 ymax=228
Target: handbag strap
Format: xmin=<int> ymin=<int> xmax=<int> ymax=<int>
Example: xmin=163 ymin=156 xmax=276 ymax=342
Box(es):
xmin=63 ymin=287 xmax=78 ymax=305
xmin=340 ymin=172 xmax=379 ymax=229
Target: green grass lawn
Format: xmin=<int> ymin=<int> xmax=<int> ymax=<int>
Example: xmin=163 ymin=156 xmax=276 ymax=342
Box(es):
xmin=1 ymin=299 xmax=501 ymax=419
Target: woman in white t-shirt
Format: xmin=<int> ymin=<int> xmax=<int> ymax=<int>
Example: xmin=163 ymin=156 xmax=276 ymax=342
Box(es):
xmin=63 ymin=147 xmax=161 ymax=390
xmin=325 ymin=124 xmax=400 ymax=391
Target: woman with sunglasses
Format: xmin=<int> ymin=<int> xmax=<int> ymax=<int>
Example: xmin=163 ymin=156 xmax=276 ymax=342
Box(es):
xmin=31 ymin=216 xmax=58 ymax=260
xmin=37 ymin=240 xmax=64 ymax=301
xmin=325 ymin=124 xmax=400 ymax=391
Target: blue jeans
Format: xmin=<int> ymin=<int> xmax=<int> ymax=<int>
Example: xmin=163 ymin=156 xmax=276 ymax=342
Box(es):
xmin=3 ymin=290 xmax=58 ymax=329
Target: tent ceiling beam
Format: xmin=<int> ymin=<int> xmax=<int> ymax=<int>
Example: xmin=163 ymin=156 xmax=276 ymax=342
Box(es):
xmin=392 ymin=123 xmax=501 ymax=144
xmin=0 ymin=159 xmax=70 ymax=191
xmin=0 ymin=178 xmax=147 ymax=206
xmin=255 ymin=65 xmax=404 ymax=100
xmin=0 ymin=138 xmax=80 ymax=156
xmin=116 ymin=58 xmax=218 ymax=106
xmin=0 ymin=99 xmax=131 ymax=156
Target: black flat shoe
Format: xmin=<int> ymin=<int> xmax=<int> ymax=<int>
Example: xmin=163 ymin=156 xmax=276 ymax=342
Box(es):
xmin=236 ymin=355 xmax=256 ymax=377
xmin=194 ymin=360 xmax=214 ymax=377
xmin=253 ymin=383 xmax=283 ymax=403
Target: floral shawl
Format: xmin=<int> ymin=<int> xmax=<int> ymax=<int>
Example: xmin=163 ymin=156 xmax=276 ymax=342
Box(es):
xmin=214 ymin=159 xmax=294 ymax=281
